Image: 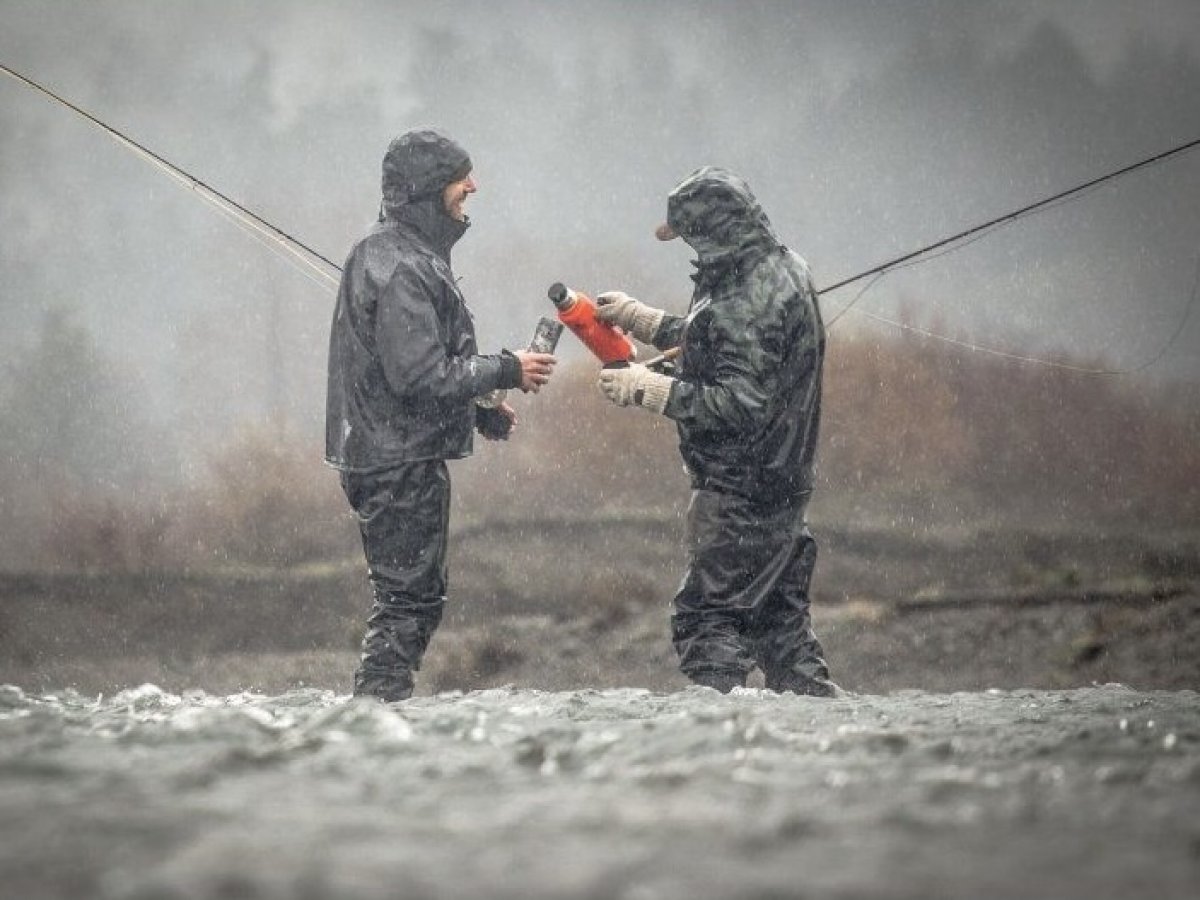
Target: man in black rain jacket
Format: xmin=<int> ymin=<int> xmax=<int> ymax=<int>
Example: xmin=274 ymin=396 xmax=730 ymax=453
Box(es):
xmin=594 ymin=166 xmax=839 ymax=696
xmin=326 ymin=129 xmax=556 ymax=701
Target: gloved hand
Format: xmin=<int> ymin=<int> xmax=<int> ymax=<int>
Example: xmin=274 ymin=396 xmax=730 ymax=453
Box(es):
xmin=595 ymin=291 xmax=665 ymax=344
xmin=597 ymin=363 xmax=674 ymax=414
xmin=475 ymin=402 xmax=516 ymax=440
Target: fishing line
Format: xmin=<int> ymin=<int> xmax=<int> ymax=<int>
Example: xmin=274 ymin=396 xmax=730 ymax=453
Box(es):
xmin=4 ymin=62 xmax=1197 ymax=374
xmin=201 ymin=199 xmax=343 ymax=294
xmin=828 ymin=249 xmax=1199 ymax=376
xmin=0 ymin=62 xmax=341 ymax=289
xmin=819 ymin=135 xmax=1200 ymax=301
xmin=824 ymin=178 xmax=1113 ymax=326
xmin=818 ymin=136 xmax=1200 ymax=373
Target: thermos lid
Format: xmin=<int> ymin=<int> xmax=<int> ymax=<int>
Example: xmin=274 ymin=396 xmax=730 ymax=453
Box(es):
xmin=547 ymin=282 xmax=571 ymax=309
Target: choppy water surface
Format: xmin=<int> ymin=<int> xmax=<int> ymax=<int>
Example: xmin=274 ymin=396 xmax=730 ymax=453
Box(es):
xmin=2 ymin=683 xmax=1198 ymax=899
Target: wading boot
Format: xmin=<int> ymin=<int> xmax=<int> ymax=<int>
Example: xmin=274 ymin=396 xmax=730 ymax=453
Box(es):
xmin=689 ymin=668 xmax=747 ymax=694
xmin=769 ymin=669 xmax=844 ymax=698
xmin=352 ymin=669 xmax=414 ymax=703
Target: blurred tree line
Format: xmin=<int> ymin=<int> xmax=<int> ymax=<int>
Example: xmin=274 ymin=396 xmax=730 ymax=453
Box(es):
xmin=0 ymin=310 xmax=1196 ymax=573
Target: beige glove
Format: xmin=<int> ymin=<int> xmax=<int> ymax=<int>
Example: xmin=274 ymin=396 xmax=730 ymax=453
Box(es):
xmin=597 ymin=363 xmax=674 ymax=414
xmin=595 ymin=291 xmax=665 ymax=344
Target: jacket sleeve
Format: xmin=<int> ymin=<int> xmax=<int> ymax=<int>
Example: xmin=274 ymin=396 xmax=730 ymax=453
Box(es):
xmin=653 ymin=314 xmax=687 ymax=350
xmin=375 ymin=259 xmax=521 ymax=401
xmin=664 ymin=280 xmax=802 ymax=435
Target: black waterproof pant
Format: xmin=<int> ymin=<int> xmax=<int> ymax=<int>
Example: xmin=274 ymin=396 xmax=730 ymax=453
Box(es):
xmin=672 ymin=487 xmax=831 ymax=692
xmin=340 ymin=461 xmax=451 ymax=701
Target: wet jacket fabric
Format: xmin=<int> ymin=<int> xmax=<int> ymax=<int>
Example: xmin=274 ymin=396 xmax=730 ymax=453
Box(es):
xmin=653 ymin=167 xmax=825 ymax=503
xmin=327 ymin=129 xmax=522 ymax=701
xmin=325 ymin=136 xmax=521 ymax=472
xmin=652 ymin=167 xmax=831 ymax=690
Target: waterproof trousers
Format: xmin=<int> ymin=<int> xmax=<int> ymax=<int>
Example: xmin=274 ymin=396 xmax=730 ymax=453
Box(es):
xmin=672 ymin=487 xmax=832 ymax=693
xmin=340 ymin=461 xmax=451 ymax=701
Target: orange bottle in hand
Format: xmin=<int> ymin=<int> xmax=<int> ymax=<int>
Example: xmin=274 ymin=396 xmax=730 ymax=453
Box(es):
xmin=547 ymin=283 xmax=635 ymax=368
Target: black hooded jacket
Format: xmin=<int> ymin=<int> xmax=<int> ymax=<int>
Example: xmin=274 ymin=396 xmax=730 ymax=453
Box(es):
xmin=325 ymin=131 xmax=521 ymax=470
xmin=653 ymin=167 xmax=825 ymax=502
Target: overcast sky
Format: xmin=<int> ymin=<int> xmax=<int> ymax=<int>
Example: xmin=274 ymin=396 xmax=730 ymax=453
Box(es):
xmin=2 ymin=0 xmax=1198 ymax=462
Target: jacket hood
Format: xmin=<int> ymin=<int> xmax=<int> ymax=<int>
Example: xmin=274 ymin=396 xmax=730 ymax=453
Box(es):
xmin=380 ymin=129 xmax=472 ymax=260
xmin=663 ymin=166 xmax=781 ymax=268
xmin=381 ymin=128 xmax=472 ymax=215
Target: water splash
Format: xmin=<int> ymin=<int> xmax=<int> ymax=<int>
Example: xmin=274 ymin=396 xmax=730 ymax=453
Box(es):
xmin=1 ymin=683 xmax=1196 ymax=899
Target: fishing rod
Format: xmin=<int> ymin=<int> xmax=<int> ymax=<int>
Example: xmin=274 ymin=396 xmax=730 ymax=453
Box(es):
xmin=0 ymin=61 xmax=341 ymax=290
xmin=3 ymin=61 xmax=1197 ymax=374
xmin=818 ymin=134 xmax=1200 ymax=375
xmin=816 ymin=134 xmax=1200 ymax=373
xmin=819 ymin=135 xmax=1200 ymax=301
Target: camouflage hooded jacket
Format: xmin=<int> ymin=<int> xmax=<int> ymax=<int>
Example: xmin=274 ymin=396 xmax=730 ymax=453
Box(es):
xmin=325 ymin=130 xmax=521 ymax=471
xmin=653 ymin=167 xmax=825 ymax=501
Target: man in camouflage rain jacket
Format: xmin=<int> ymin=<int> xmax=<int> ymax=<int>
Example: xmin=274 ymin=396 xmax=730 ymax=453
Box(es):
xmin=595 ymin=166 xmax=839 ymax=696
xmin=326 ymin=129 xmax=556 ymax=702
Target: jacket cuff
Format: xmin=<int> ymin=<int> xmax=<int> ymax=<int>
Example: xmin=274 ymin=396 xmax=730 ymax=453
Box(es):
xmin=637 ymin=370 xmax=674 ymax=415
xmin=651 ymin=314 xmax=684 ymax=350
xmin=497 ymin=349 xmax=523 ymax=390
xmin=632 ymin=305 xmax=666 ymax=344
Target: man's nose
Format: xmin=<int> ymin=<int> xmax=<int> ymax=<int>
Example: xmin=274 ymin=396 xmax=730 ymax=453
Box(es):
xmin=464 ymin=174 xmax=477 ymax=192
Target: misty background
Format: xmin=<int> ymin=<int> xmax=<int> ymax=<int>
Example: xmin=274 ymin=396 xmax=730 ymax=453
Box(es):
xmin=5 ymin=13 xmax=1200 ymax=896
xmin=1 ymin=0 xmax=1199 ymax=572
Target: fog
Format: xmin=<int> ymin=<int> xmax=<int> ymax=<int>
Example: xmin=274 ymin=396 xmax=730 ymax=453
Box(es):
xmin=3 ymin=12 xmax=1199 ymax=895
xmin=2 ymin=0 xmax=1199 ymax=477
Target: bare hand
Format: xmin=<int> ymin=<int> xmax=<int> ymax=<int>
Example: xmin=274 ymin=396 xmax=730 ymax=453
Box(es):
xmin=516 ymin=351 xmax=556 ymax=393
xmin=479 ymin=402 xmax=517 ymax=441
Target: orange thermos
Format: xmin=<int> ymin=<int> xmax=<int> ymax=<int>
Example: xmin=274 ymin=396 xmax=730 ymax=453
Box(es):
xmin=548 ymin=283 xmax=635 ymax=368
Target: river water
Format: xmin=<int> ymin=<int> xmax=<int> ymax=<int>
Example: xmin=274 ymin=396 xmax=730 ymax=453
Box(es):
xmin=2 ymin=682 xmax=1197 ymax=899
